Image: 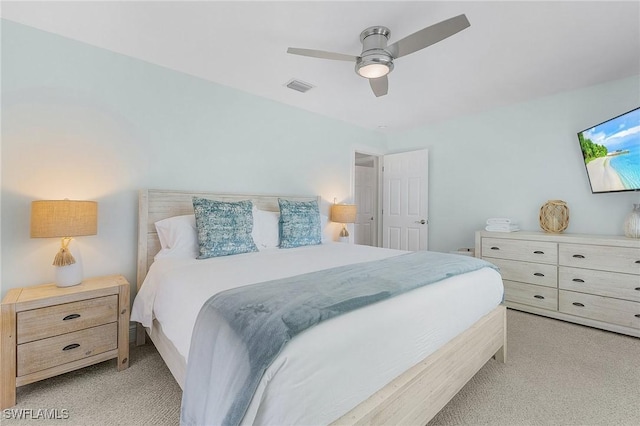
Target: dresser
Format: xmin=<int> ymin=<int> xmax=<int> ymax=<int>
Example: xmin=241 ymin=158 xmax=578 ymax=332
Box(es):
xmin=0 ymin=275 xmax=130 ymax=409
xmin=475 ymin=231 xmax=640 ymax=337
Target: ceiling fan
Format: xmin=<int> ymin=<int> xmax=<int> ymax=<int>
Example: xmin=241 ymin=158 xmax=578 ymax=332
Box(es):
xmin=287 ymin=14 xmax=470 ymax=97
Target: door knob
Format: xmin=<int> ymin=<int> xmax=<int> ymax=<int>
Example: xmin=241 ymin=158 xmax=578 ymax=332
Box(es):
xmin=415 ymin=219 xmax=426 ymax=225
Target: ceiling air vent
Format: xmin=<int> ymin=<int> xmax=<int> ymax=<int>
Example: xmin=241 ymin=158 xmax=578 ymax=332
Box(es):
xmin=285 ymin=79 xmax=315 ymax=93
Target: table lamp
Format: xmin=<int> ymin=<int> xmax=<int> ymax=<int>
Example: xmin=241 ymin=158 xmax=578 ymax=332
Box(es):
xmin=331 ymin=204 xmax=357 ymax=242
xmin=30 ymin=200 xmax=98 ymax=287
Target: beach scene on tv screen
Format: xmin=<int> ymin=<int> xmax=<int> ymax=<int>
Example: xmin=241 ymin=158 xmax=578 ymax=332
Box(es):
xmin=578 ymin=108 xmax=640 ymax=192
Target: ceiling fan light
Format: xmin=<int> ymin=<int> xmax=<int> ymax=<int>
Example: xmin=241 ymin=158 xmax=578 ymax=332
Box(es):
xmin=357 ymin=63 xmax=390 ymax=79
xmin=356 ymin=52 xmax=394 ymax=79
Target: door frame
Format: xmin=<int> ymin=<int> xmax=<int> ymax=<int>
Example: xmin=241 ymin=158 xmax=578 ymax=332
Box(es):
xmin=352 ymin=149 xmax=384 ymax=247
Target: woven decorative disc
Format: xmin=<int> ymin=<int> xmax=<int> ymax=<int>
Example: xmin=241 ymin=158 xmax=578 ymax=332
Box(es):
xmin=539 ymin=200 xmax=569 ymax=233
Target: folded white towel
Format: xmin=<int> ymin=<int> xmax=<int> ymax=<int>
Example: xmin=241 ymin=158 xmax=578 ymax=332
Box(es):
xmin=485 ymin=224 xmax=520 ymax=232
xmin=487 ymin=218 xmax=515 ymax=225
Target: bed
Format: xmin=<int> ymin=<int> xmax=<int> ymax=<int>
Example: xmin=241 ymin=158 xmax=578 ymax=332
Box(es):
xmin=132 ymin=189 xmax=506 ymax=425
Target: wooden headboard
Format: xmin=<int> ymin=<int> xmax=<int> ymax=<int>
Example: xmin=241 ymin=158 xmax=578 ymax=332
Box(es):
xmin=136 ymin=189 xmax=321 ymax=292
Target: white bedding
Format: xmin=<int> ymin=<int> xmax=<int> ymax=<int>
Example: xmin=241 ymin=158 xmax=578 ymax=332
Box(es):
xmin=131 ymin=243 xmax=503 ymax=425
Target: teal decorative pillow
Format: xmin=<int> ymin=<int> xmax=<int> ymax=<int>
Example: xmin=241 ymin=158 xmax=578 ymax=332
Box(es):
xmin=192 ymin=197 xmax=258 ymax=259
xmin=278 ymin=199 xmax=322 ymax=248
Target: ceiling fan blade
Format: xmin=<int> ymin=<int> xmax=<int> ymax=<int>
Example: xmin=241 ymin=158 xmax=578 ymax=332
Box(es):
xmin=387 ymin=14 xmax=470 ymax=59
xmin=287 ymin=47 xmax=358 ymax=62
xmin=369 ymin=76 xmax=388 ymax=97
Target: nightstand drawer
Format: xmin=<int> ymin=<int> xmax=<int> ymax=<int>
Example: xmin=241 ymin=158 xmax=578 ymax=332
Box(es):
xmin=559 ymin=244 xmax=640 ymax=275
xmin=17 ymin=323 xmax=118 ymax=377
xmin=503 ymin=280 xmax=558 ymax=310
xmin=17 ymin=295 xmax=118 ymax=344
xmin=490 ymin=258 xmax=557 ymax=288
xmin=559 ymin=290 xmax=640 ymax=329
xmin=482 ymin=238 xmax=557 ymax=264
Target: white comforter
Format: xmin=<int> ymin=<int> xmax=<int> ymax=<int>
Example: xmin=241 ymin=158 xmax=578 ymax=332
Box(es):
xmin=131 ymin=243 xmax=503 ymax=425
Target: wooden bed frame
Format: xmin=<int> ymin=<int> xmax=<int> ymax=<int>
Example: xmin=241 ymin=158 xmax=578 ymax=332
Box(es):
xmin=136 ymin=189 xmax=507 ymax=425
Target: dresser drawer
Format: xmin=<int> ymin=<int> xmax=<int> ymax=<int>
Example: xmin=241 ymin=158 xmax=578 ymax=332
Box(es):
xmin=559 ymin=266 xmax=640 ymax=302
xmin=559 ymin=290 xmax=640 ymax=329
xmin=503 ymin=280 xmax=558 ymax=311
xmin=482 ymin=238 xmax=557 ymax=264
xmin=17 ymin=322 xmax=118 ymax=377
xmin=490 ymin=258 xmax=557 ymax=288
xmin=17 ymin=295 xmax=118 ymax=344
xmin=559 ymin=244 xmax=640 ymax=275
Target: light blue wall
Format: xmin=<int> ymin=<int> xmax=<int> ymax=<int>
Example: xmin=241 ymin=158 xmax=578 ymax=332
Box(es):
xmin=387 ymin=75 xmax=640 ymax=253
xmin=0 ymin=20 xmax=386 ymax=296
xmin=3 ymin=19 xmax=638 ymax=298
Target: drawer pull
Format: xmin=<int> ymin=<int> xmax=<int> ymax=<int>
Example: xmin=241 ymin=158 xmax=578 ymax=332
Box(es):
xmin=572 ymin=302 xmax=585 ymax=307
xmin=573 ymin=279 xmax=585 ymax=283
xmin=62 ymin=314 xmax=81 ymax=321
xmin=533 ymin=251 xmax=544 ymax=254
xmin=635 ymin=314 xmax=640 ymax=318
xmin=635 ymin=287 xmax=640 ymax=291
xmin=62 ymin=343 xmax=80 ymax=351
xmin=490 ymin=246 xmax=500 ymax=250
xmin=636 ymin=260 xmax=640 ymax=264
xmin=533 ymin=295 xmax=545 ymax=299
xmin=533 ymin=272 xmax=545 ymax=277
xmin=572 ymin=254 xmax=585 ymax=259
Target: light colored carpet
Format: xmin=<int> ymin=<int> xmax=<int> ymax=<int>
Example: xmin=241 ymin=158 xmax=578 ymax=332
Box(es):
xmin=5 ymin=309 xmax=639 ymax=425
xmin=429 ymin=309 xmax=640 ymax=425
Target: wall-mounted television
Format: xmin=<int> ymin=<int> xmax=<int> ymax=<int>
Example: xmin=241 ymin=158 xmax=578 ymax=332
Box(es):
xmin=577 ymin=107 xmax=640 ymax=193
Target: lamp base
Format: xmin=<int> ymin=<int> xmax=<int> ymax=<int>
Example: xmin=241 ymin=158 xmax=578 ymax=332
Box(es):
xmin=53 ymin=240 xmax=83 ymax=287
xmin=55 ymin=264 xmax=83 ymax=287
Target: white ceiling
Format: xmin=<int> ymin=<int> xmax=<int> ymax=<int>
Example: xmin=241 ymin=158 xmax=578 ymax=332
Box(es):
xmin=2 ymin=1 xmax=639 ymax=132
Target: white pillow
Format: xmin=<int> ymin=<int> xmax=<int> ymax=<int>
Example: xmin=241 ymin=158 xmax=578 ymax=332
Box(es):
xmin=154 ymin=214 xmax=199 ymax=259
xmin=253 ymin=209 xmax=280 ymax=250
xmin=153 ymin=209 xmax=337 ymax=259
xmin=321 ymin=214 xmax=335 ymax=243
xmin=251 ymin=209 xmax=335 ymax=249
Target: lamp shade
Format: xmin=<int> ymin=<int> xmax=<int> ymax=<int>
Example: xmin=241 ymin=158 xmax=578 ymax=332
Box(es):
xmin=331 ymin=204 xmax=357 ymax=224
xmin=31 ymin=200 xmax=98 ymax=238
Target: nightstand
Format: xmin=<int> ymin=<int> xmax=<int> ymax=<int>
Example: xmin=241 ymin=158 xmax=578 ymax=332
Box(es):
xmin=0 ymin=275 xmax=130 ymax=408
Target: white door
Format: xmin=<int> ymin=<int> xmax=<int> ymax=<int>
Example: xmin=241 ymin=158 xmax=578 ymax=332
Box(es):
xmin=382 ymin=149 xmax=428 ymax=251
xmin=354 ymin=165 xmax=377 ymax=246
